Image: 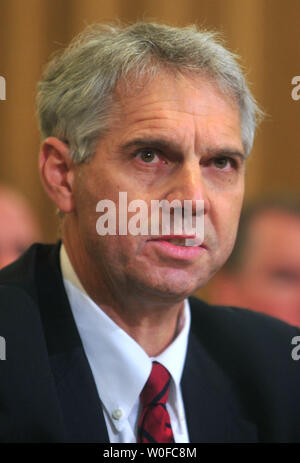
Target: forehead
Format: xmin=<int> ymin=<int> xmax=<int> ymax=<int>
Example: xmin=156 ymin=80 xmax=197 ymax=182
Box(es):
xmin=111 ymin=71 xmax=243 ymax=153
xmin=117 ymin=70 xmax=237 ymax=108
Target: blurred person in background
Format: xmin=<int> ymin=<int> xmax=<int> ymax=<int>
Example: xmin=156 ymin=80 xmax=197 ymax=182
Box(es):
xmin=0 ymin=185 xmax=41 ymax=269
xmin=209 ymin=196 xmax=300 ymax=327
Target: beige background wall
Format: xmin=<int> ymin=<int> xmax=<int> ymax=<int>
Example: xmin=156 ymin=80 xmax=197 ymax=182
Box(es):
xmin=0 ymin=0 xmax=299 ymax=298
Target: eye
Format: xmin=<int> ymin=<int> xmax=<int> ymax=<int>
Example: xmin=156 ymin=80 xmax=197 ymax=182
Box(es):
xmin=136 ymin=150 xmax=160 ymax=164
xmin=271 ymin=270 xmax=299 ymax=284
xmin=212 ymin=157 xmax=237 ymax=170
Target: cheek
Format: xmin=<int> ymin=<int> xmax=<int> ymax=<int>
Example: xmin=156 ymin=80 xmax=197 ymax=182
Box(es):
xmin=211 ymin=201 xmax=243 ymax=267
xmin=214 ymin=197 xmax=242 ymax=239
xmin=94 ymin=234 xmax=140 ymax=261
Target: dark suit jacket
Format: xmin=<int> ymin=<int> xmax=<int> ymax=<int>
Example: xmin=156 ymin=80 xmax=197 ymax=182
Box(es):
xmin=0 ymin=242 xmax=300 ymax=443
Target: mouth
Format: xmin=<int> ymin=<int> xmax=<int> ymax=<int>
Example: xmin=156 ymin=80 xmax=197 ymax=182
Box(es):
xmin=147 ymin=236 xmax=206 ymax=260
xmin=149 ymin=236 xmax=204 ymax=247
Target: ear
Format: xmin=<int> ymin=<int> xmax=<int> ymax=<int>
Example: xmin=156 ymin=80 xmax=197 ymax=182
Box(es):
xmin=39 ymin=137 xmax=75 ymax=213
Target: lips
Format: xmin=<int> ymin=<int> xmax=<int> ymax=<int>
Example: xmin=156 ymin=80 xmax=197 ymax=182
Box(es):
xmin=166 ymin=238 xmax=195 ymax=246
xmin=147 ymin=236 xmax=206 ymax=260
xmin=149 ymin=235 xmax=204 ymax=247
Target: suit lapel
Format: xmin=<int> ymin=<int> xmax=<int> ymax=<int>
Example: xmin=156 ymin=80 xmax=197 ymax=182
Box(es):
xmin=182 ymin=298 xmax=258 ymax=443
xmin=181 ymin=330 xmax=232 ymax=442
xmin=35 ymin=242 xmax=109 ymax=442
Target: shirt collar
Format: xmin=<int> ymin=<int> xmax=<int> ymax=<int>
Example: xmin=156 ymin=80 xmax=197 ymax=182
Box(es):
xmin=60 ymin=243 xmax=190 ymax=432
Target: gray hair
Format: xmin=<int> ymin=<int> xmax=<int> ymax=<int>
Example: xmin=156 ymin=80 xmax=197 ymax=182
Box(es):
xmin=37 ymin=22 xmax=263 ymax=163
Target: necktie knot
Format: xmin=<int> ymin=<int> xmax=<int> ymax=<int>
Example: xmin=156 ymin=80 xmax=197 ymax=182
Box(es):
xmin=140 ymin=361 xmax=171 ymax=407
xmin=138 ymin=361 xmax=174 ymax=443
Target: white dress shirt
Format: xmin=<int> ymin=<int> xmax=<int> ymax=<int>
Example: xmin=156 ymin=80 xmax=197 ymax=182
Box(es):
xmin=60 ymin=243 xmax=190 ymax=443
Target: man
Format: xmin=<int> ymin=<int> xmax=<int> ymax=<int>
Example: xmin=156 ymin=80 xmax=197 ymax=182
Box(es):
xmin=0 ymin=22 xmax=299 ymax=443
xmin=208 ymin=197 xmax=300 ymax=327
xmin=0 ymin=185 xmax=41 ymax=269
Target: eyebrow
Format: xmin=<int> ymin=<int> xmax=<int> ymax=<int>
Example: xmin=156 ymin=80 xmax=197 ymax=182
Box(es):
xmin=206 ymin=147 xmax=246 ymax=161
xmin=122 ymin=138 xmax=178 ymax=152
xmin=121 ymin=137 xmax=246 ymax=160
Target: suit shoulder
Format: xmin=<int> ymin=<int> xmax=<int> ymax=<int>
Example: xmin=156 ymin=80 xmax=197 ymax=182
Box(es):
xmin=188 ymin=295 xmax=300 ymax=371
xmin=0 ymin=242 xmax=60 ymax=323
xmin=0 ymin=284 xmax=40 ymax=320
xmin=0 ymin=242 xmax=59 ymax=296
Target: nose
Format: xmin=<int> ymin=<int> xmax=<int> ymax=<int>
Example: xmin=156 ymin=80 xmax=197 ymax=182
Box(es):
xmin=165 ymin=159 xmax=210 ymax=216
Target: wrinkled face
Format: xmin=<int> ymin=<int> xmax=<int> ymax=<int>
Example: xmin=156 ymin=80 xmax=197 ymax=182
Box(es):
xmin=71 ymin=73 xmax=245 ymax=302
xmin=231 ymin=210 xmax=300 ymax=326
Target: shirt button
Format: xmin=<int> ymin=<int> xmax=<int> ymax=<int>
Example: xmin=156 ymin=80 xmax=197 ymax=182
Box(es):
xmin=112 ymin=408 xmax=123 ymax=420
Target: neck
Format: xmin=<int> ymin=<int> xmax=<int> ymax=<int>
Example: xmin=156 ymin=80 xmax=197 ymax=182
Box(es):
xmin=62 ymin=228 xmax=185 ymax=357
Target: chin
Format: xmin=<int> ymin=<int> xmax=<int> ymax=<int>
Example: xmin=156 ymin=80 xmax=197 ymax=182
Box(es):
xmin=138 ymin=272 xmax=207 ymax=302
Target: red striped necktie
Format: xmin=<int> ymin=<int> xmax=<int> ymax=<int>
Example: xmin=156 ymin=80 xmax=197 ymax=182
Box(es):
xmin=137 ymin=361 xmax=175 ymax=443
